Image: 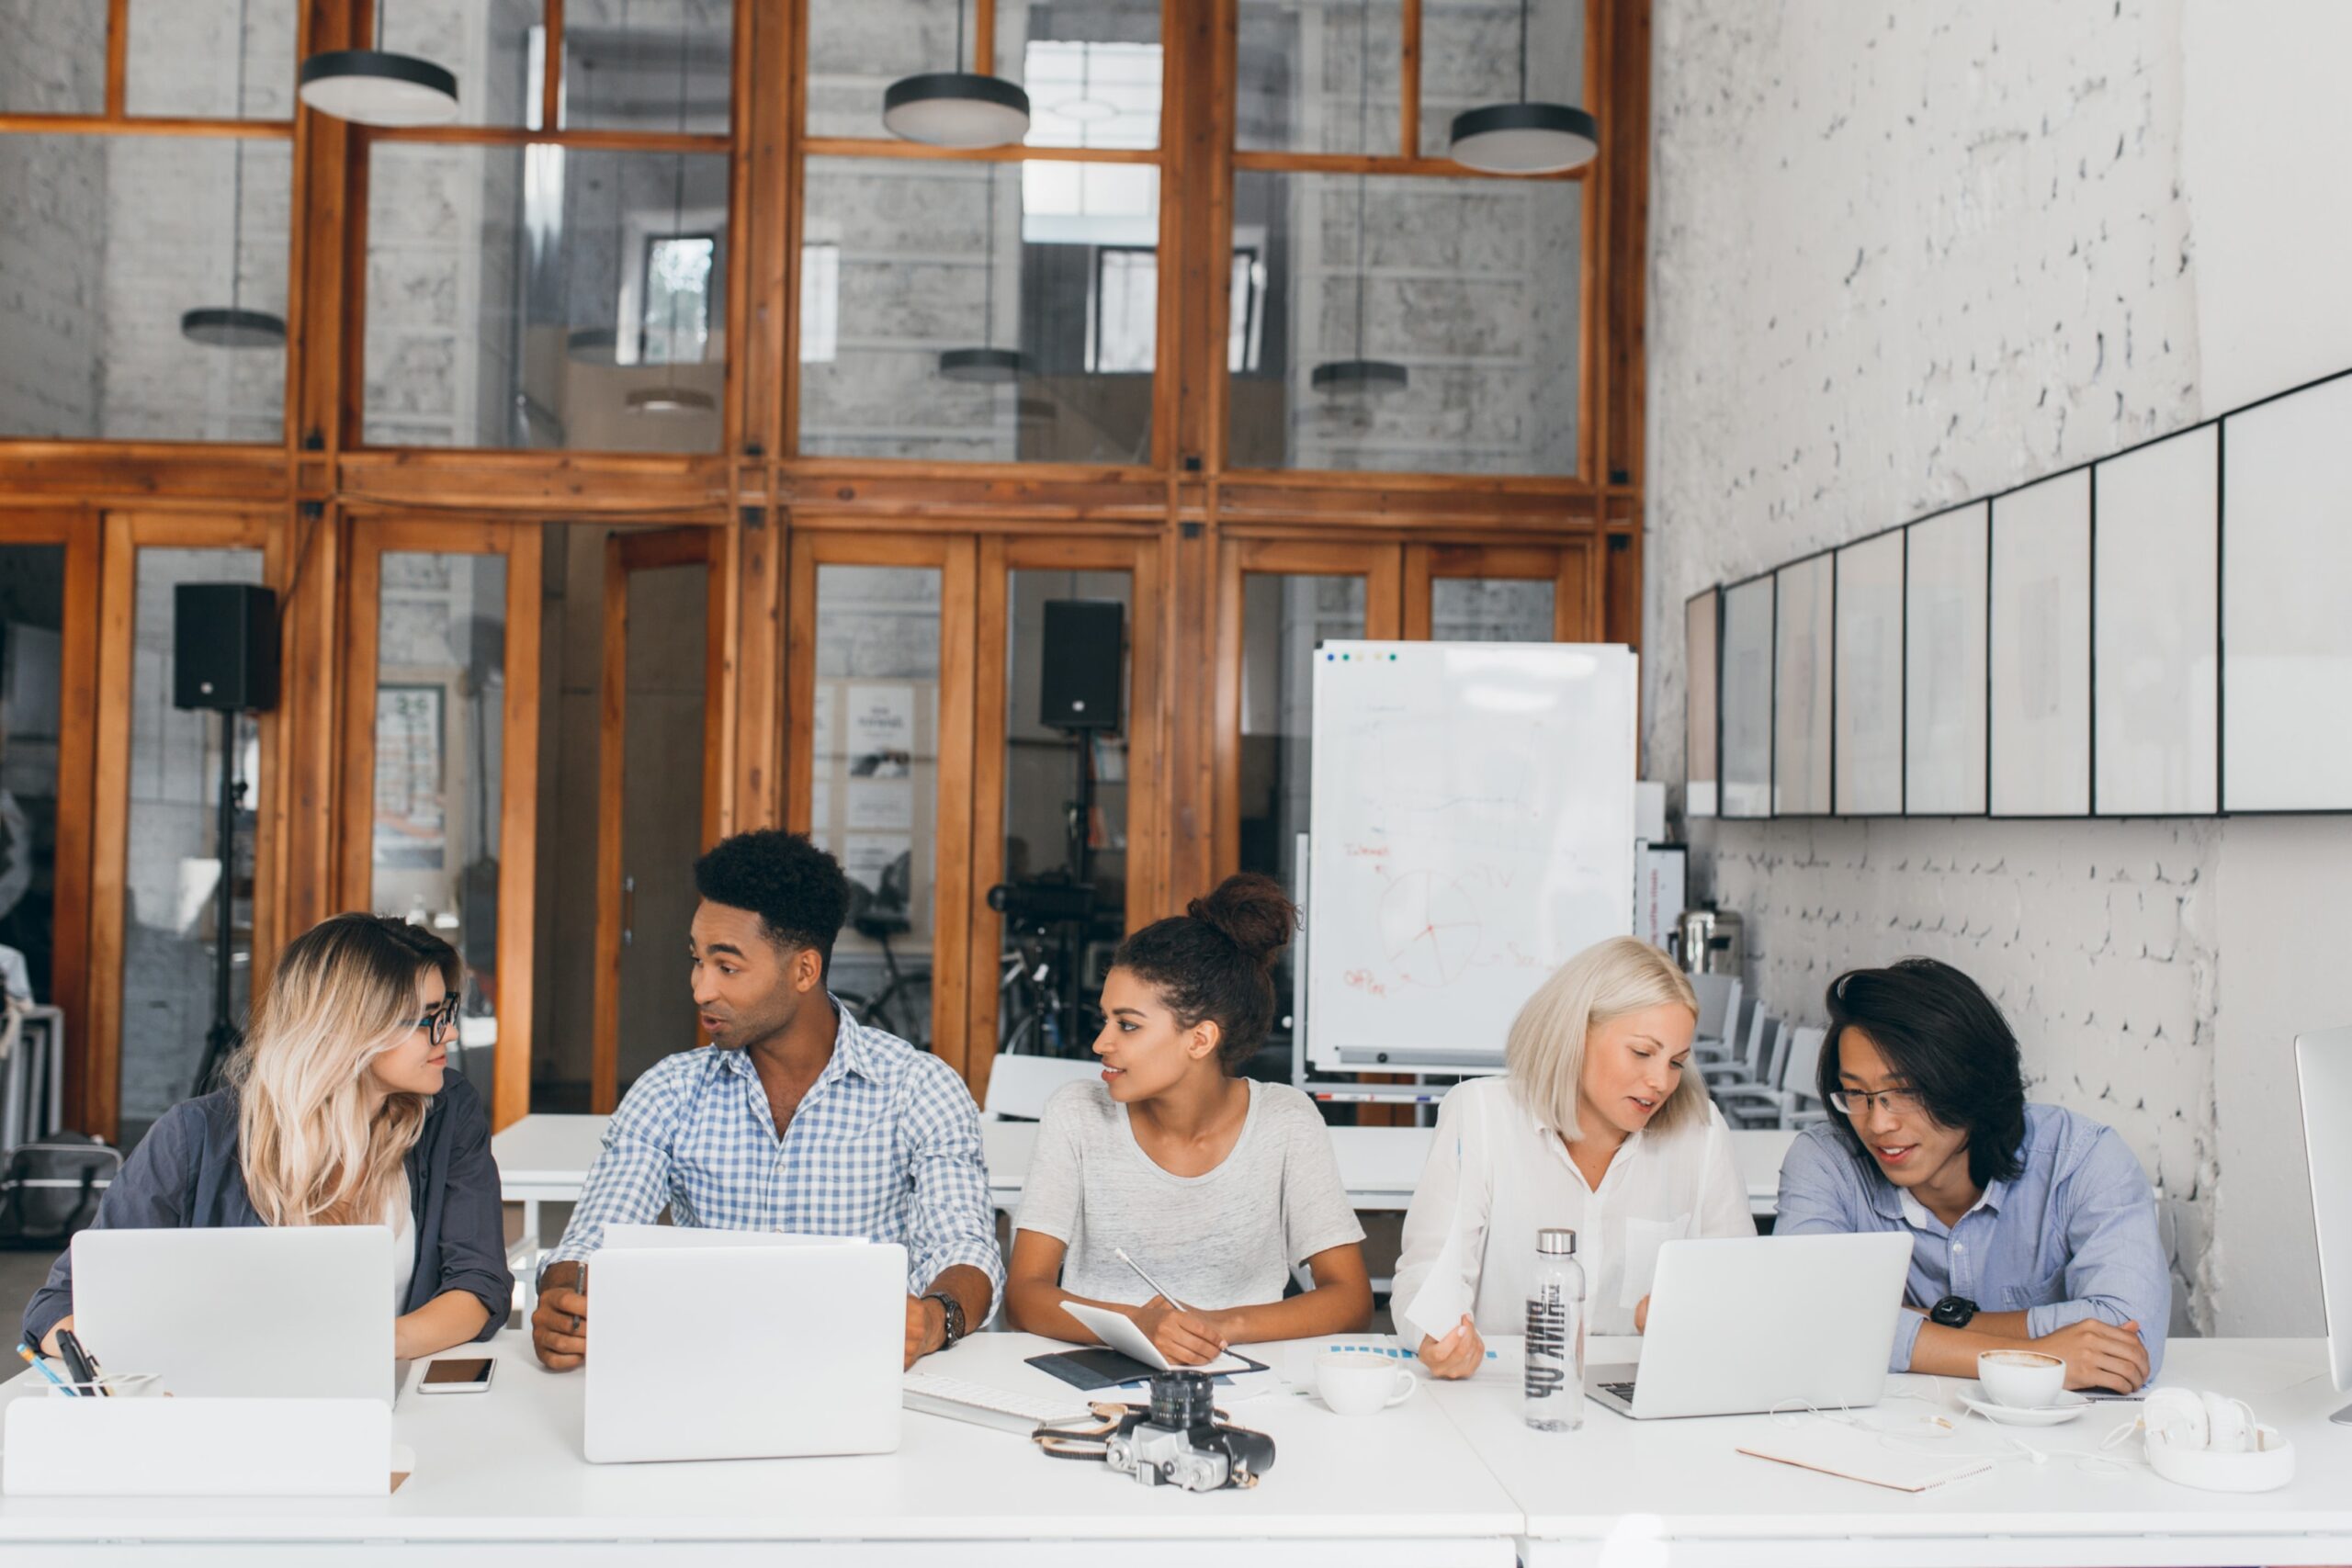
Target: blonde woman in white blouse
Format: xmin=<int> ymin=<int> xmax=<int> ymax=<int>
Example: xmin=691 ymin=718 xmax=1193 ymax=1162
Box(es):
xmin=1393 ymin=936 xmax=1754 ymax=1377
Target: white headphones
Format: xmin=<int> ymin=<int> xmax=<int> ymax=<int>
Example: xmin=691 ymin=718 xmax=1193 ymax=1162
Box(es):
xmin=2137 ymin=1386 xmax=2294 ymax=1492
xmin=2140 ymin=1386 xmax=2256 ymax=1452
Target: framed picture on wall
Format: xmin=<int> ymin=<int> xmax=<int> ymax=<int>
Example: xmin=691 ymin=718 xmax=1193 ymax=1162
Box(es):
xmin=2094 ymin=424 xmax=2220 ymax=815
xmin=1772 ymin=554 xmax=1833 ymax=816
xmin=2222 ymin=371 xmax=2352 ymax=811
xmin=1719 ymin=574 xmax=1774 ymax=819
xmin=1685 ymin=589 xmax=1720 ymax=818
xmin=1834 ymin=529 xmax=1905 ymax=815
xmin=1990 ymin=469 xmax=2091 ymax=817
xmin=1904 ymin=501 xmax=1988 ymax=815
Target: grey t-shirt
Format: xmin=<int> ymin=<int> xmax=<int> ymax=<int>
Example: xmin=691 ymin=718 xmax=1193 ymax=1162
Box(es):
xmin=1015 ymin=1078 xmax=1365 ymax=1311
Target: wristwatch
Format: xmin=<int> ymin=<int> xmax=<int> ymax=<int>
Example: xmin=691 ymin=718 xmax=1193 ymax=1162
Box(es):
xmin=925 ymin=1290 xmax=967 ymax=1349
xmin=1929 ymin=1294 xmax=1979 ymax=1328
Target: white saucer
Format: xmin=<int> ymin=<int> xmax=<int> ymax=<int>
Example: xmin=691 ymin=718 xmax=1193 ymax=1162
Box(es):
xmin=1959 ymin=1386 xmax=2092 ymax=1427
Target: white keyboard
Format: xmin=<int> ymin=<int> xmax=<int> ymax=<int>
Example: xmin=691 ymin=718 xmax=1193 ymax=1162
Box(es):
xmin=902 ymin=1371 xmax=1092 ymax=1436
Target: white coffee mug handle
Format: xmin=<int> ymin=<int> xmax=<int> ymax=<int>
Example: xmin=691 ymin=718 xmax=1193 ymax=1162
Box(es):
xmin=1387 ymin=1369 xmax=1419 ymax=1407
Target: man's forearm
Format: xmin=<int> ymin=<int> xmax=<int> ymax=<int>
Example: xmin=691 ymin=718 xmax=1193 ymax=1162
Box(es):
xmin=926 ymin=1263 xmax=995 ymax=1339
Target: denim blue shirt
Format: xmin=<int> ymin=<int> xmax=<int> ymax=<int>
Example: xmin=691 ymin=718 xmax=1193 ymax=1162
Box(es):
xmin=542 ymin=999 xmax=1004 ymax=1314
xmin=1775 ymin=1102 xmax=2169 ymax=1377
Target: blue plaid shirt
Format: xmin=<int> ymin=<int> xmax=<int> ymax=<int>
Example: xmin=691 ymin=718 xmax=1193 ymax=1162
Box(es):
xmin=544 ymin=1001 xmax=1004 ymax=1315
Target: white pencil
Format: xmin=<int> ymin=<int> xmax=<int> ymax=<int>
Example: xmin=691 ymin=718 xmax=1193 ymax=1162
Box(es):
xmin=1114 ymin=1247 xmax=1189 ymax=1312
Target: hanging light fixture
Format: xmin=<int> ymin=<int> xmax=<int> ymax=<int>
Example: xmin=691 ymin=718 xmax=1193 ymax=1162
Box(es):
xmin=883 ymin=0 xmax=1029 ymax=150
xmin=629 ymin=4 xmax=714 ymax=417
xmin=1311 ymin=0 xmax=1407 ymax=396
xmin=565 ymin=7 xmax=620 ymax=365
xmin=299 ymin=0 xmax=458 ymax=128
xmin=184 ymin=0 xmax=285 ymax=349
xmin=1447 ymin=0 xmax=1597 ymax=175
xmin=938 ymin=164 xmax=1024 ymax=384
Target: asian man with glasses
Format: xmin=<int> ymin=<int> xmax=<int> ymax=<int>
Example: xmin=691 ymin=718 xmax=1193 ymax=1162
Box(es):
xmin=23 ymin=913 xmax=513 ymax=1364
xmin=1773 ymin=958 xmax=2169 ymax=1393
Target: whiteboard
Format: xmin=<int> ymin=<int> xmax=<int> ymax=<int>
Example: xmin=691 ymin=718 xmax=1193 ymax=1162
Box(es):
xmin=1773 ymin=555 xmax=1834 ymax=815
xmin=1905 ymin=502 xmax=1988 ymax=814
xmin=2094 ymin=424 xmax=2219 ymax=815
xmin=1835 ymin=531 xmax=1905 ymax=814
xmin=1306 ymin=640 xmax=1635 ymax=1073
xmin=1990 ymin=469 xmax=2091 ymax=816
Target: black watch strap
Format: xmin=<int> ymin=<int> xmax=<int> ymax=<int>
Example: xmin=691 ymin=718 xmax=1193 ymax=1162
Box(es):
xmin=926 ymin=1290 xmax=967 ymax=1348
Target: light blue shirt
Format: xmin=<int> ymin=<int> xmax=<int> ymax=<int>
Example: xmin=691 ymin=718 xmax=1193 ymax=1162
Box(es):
xmin=1775 ymin=1102 xmax=2169 ymax=1377
xmin=544 ymin=1000 xmax=1005 ymax=1314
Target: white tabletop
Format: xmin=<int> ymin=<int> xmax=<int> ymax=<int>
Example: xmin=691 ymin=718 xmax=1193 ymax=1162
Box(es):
xmin=491 ymin=1113 xmax=609 ymax=1190
xmin=1428 ymin=1336 xmax=2352 ymax=1566
xmin=0 ymin=1330 xmax=1517 ymax=1563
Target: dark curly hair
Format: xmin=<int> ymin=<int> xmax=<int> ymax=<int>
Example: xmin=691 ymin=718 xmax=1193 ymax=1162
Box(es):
xmin=1112 ymin=873 xmax=1296 ymax=1073
xmin=693 ymin=830 xmax=851 ymax=977
xmin=1818 ymin=957 xmax=2029 ymax=1189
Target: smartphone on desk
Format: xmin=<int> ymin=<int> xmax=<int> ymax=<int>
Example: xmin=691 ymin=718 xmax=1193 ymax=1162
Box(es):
xmin=418 ymin=1357 xmax=495 ymax=1394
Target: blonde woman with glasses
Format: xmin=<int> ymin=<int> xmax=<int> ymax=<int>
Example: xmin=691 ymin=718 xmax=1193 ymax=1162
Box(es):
xmin=24 ymin=913 xmax=513 ymax=1362
xmin=1393 ymin=936 xmax=1754 ymax=1378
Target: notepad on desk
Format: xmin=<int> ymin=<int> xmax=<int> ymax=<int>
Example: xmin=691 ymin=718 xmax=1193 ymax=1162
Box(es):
xmin=1737 ymin=1425 xmax=1994 ymax=1492
xmin=1057 ymin=1302 xmax=1265 ymax=1379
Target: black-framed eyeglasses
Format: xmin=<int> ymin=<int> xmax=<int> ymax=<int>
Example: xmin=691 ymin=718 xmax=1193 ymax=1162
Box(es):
xmin=410 ymin=994 xmax=460 ymax=1048
xmin=1827 ymin=1088 xmax=1924 ymax=1118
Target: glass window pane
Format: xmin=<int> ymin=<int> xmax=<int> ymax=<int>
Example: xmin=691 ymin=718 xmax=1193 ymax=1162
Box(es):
xmin=367 ymin=551 xmax=508 ymax=1111
xmin=0 ymin=136 xmax=289 ymax=442
xmin=805 ymin=0 xmax=1160 ymax=146
xmin=1237 ymin=0 xmax=1402 ymax=155
xmin=0 ymin=546 xmax=67 ymax=1004
xmin=1238 ymin=571 xmax=1366 ymax=1047
xmin=811 ymin=565 xmax=942 ymax=1053
xmin=800 ymin=155 xmax=1155 ymax=462
xmin=379 ymin=0 xmax=544 ymax=128
xmin=1229 ymin=168 xmax=1578 ymax=475
xmin=1431 ymin=576 xmax=1555 ymax=641
xmin=560 ymin=0 xmax=733 ymax=136
xmin=119 ymin=547 xmax=265 ymax=1150
xmin=363 ymin=142 xmax=728 ymax=451
xmin=0 ymin=0 xmax=110 ymax=114
xmin=126 ymin=0 xmax=298 ymax=118
xmin=1001 ymin=570 xmax=1129 ymax=1055
xmin=1419 ymin=0 xmax=1585 ymax=159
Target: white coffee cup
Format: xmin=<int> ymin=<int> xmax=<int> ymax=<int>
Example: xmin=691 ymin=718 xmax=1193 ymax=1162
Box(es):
xmin=1317 ymin=1349 xmax=1419 ymax=1416
xmin=1977 ymin=1348 xmax=2066 ymax=1409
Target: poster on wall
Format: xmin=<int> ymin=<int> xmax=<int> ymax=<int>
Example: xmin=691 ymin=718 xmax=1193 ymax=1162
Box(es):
xmin=1834 ymin=530 xmax=1905 ymax=814
xmin=1719 ymin=575 xmax=1774 ymax=818
xmin=1772 ymin=555 xmax=1833 ymax=816
xmin=1684 ymin=590 xmax=1719 ymax=818
xmin=1904 ymin=501 xmax=1988 ymax=815
xmin=372 ymin=683 xmax=446 ymax=869
xmin=2094 ymin=424 xmax=2219 ymax=815
xmin=1990 ymin=470 xmax=2091 ymax=817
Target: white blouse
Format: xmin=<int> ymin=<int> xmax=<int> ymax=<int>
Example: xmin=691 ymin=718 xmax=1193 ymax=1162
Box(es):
xmin=388 ymin=1177 xmax=417 ymax=1314
xmin=1391 ymin=1076 xmax=1755 ymax=1343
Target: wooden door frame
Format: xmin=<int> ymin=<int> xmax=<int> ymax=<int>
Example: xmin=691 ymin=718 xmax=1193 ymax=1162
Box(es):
xmin=336 ymin=517 xmax=543 ymax=1130
xmin=85 ymin=510 xmax=282 ymax=1143
xmin=590 ymin=525 xmax=729 ymax=1113
xmin=966 ymin=534 xmax=1163 ymax=1111
xmin=784 ymin=528 xmax=979 ymax=1080
xmin=1403 ymin=539 xmax=1601 ymax=642
xmin=0 ymin=511 xmax=100 ymax=1130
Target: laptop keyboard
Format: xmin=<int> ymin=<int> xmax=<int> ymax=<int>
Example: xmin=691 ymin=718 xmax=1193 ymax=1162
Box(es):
xmin=1600 ymin=1380 xmax=1638 ymax=1402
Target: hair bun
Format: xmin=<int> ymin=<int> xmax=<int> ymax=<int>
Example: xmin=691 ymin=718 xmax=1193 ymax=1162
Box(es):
xmin=1186 ymin=873 xmax=1297 ymax=968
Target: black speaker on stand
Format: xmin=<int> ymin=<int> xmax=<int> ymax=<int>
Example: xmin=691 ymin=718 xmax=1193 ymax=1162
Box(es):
xmin=173 ymin=583 xmax=279 ymax=1097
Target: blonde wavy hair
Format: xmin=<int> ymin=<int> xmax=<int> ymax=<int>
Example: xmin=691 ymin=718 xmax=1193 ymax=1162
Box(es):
xmin=1505 ymin=936 xmax=1705 ymax=1142
xmin=228 ymin=913 xmax=459 ymax=1227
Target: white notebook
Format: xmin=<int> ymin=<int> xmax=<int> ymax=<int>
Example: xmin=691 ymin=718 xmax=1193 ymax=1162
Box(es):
xmin=1063 ymin=1302 xmax=1263 ymax=1378
xmin=1737 ymin=1425 xmax=1994 ymax=1492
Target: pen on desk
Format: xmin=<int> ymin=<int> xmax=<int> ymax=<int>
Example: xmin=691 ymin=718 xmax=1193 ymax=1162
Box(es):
xmin=1113 ymin=1247 xmax=1187 ymax=1312
xmin=16 ymin=1344 xmax=76 ymax=1396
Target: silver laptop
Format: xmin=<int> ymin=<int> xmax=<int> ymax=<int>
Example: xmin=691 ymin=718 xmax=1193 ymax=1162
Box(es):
xmin=2295 ymin=1027 xmax=2352 ymax=1425
xmin=72 ymin=1226 xmax=397 ymax=1402
xmin=583 ymin=1235 xmax=907 ymax=1462
xmin=1587 ymin=1232 xmax=1912 ymax=1418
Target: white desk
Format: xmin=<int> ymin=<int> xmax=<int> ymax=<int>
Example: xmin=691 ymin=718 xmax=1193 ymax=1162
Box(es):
xmin=492 ymin=1112 xmax=610 ymax=1303
xmin=1427 ymin=1336 xmax=2352 ymax=1567
xmin=0 ymin=1329 xmax=1520 ymax=1564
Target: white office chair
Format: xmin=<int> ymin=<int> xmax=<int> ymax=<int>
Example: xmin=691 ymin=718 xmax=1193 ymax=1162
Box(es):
xmin=1701 ymin=1003 xmax=1775 ymax=1091
xmin=1689 ymin=973 xmax=1742 ymax=1052
xmin=980 ymin=1054 xmax=1102 ymax=1121
xmin=1716 ymin=1023 xmax=1829 ymax=1130
xmin=1713 ymin=1021 xmax=1795 ymax=1128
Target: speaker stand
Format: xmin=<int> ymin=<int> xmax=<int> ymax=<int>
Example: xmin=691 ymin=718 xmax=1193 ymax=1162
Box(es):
xmin=192 ymin=708 xmax=246 ymax=1097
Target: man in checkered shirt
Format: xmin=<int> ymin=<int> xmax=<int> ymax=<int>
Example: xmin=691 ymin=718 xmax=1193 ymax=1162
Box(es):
xmin=531 ymin=830 xmax=1002 ymax=1371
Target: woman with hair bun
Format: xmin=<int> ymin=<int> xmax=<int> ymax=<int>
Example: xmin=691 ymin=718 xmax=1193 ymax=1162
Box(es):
xmin=1004 ymin=874 xmax=1373 ymax=1362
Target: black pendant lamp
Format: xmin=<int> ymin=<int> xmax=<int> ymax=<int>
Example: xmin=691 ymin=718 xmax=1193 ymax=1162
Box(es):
xmin=938 ymin=164 xmax=1023 ymax=384
xmin=1448 ymin=0 xmax=1597 ymax=175
xmin=299 ymin=0 xmax=458 ymax=128
xmin=629 ymin=5 xmax=713 ymax=417
xmin=884 ymin=0 xmax=1029 ymax=150
xmin=1311 ymin=0 xmax=1406 ymax=396
xmin=184 ymin=0 xmax=285 ymax=349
